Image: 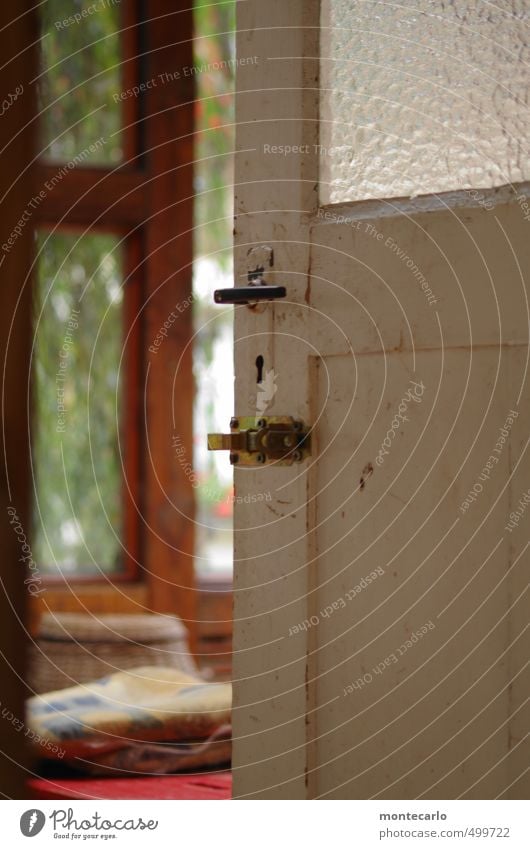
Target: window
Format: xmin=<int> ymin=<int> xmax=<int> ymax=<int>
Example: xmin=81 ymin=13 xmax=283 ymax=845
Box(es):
xmin=31 ymin=2 xmax=197 ymax=632
xmin=30 ymin=2 xmax=235 ymax=653
xmin=33 ymin=2 xmax=140 ymax=582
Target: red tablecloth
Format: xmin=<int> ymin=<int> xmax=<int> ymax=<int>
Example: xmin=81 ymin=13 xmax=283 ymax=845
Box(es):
xmin=28 ymin=772 xmax=232 ymax=800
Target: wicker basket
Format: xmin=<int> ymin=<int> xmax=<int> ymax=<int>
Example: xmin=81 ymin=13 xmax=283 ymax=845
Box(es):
xmin=28 ymin=612 xmax=198 ymax=694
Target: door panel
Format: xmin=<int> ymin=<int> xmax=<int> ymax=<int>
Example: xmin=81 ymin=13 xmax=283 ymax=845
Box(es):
xmin=313 ymin=346 xmax=527 ymax=798
xmin=231 ymin=0 xmax=529 ymax=799
xmin=310 ymin=192 xmax=530 ymax=354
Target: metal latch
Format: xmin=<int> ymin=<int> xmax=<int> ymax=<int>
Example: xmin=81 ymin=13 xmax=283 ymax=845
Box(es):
xmin=207 ymin=416 xmax=311 ymax=466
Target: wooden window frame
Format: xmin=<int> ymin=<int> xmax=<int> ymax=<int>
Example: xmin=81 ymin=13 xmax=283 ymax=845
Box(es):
xmin=30 ymin=1 xmax=197 ymax=642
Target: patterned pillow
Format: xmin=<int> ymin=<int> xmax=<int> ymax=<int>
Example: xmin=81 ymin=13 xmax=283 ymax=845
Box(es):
xmin=26 ymin=666 xmax=232 ymax=760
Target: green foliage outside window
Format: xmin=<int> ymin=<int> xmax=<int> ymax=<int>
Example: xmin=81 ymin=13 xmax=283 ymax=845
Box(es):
xmin=194 ymin=0 xmax=236 ymax=264
xmin=192 ymin=1 xmax=236 ymax=561
xmin=39 ymin=0 xmax=122 ymax=164
xmin=33 ymin=233 xmax=123 ymax=574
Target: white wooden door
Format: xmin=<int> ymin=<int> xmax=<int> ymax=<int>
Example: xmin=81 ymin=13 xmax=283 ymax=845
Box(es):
xmin=228 ymin=0 xmax=529 ymax=799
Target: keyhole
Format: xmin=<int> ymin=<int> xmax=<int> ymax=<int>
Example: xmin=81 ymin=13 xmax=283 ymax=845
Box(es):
xmin=256 ymin=355 xmax=264 ymax=384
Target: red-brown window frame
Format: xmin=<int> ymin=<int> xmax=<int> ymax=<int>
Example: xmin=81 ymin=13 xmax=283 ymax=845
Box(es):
xmin=30 ymin=1 xmax=197 ymax=641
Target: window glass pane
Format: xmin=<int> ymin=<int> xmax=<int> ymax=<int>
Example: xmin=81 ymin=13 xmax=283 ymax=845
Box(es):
xmin=193 ymin=0 xmax=235 ymax=578
xmin=39 ymin=0 xmax=123 ymax=164
xmin=320 ymin=1 xmax=530 ymax=203
xmin=33 ymin=232 xmax=123 ymax=575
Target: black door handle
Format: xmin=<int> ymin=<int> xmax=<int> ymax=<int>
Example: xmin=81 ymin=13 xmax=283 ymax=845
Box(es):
xmin=213 ymin=285 xmax=286 ymax=305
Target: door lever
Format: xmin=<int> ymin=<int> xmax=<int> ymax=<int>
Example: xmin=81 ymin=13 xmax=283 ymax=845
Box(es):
xmin=213 ymin=284 xmax=286 ymax=305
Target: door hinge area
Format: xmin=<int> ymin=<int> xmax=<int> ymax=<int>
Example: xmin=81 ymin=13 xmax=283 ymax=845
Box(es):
xmin=207 ymin=416 xmax=311 ymax=466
